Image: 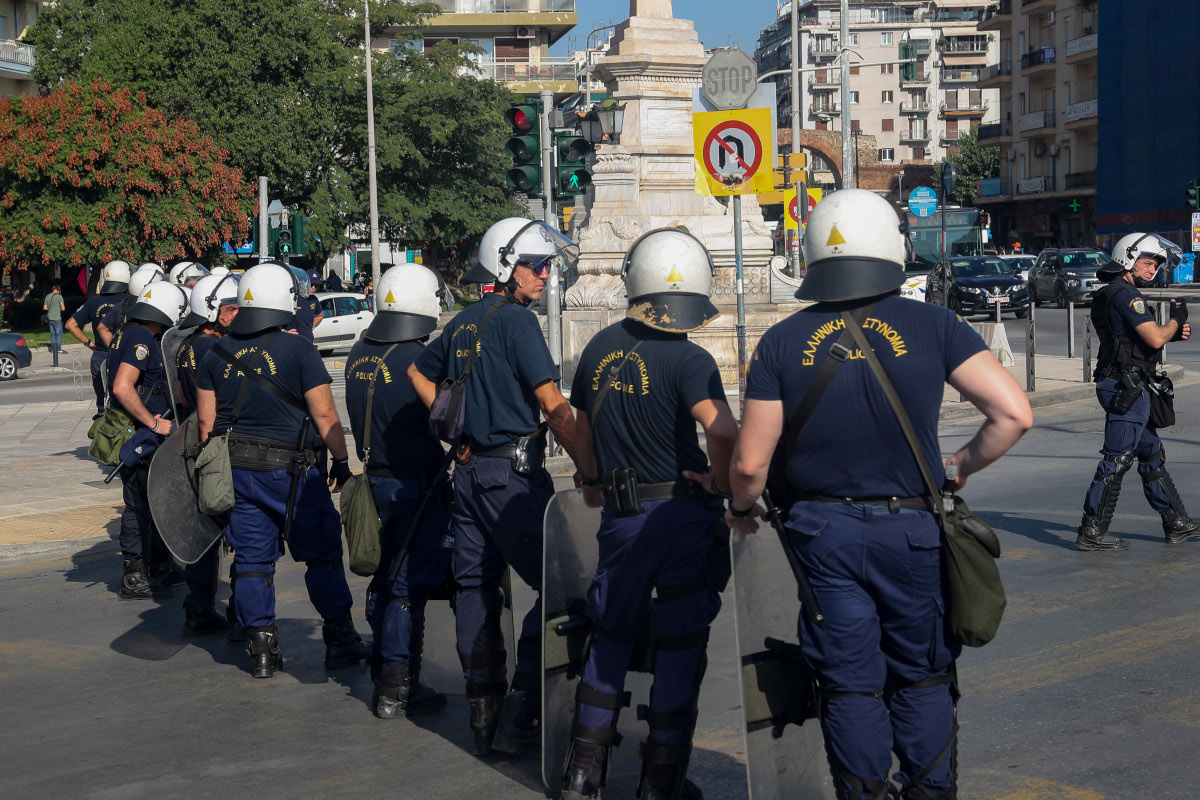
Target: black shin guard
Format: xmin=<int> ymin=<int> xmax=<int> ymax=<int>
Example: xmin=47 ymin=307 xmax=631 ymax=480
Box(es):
xmin=1077 ymin=452 xmax=1134 ymax=550
xmin=562 ymin=682 xmax=630 ymax=799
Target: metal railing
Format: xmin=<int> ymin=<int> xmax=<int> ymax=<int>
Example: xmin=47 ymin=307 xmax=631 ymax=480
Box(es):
xmin=1065 ymin=98 xmax=1098 ymax=123
xmin=1019 ymin=108 xmax=1055 ymax=131
xmin=899 ymin=129 xmax=931 ymax=143
xmin=940 ymin=129 xmax=963 ymax=143
xmin=978 ymin=177 xmax=1012 ymax=197
xmin=810 ymin=102 xmax=842 ymax=115
xmin=983 ymin=61 xmax=1013 ymax=80
xmin=941 ymin=38 xmax=989 ymax=54
xmin=1020 ymin=47 xmax=1056 ymax=69
xmin=434 ymin=0 xmax=575 ymax=11
xmin=808 ymin=41 xmax=839 ymax=59
xmin=1066 ymin=33 xmax=1098 ymax=58
xmin=1065 ymin=170 xmax=1097 ymax=189
xmin=943 ymin=69 xmax=982 ymax=83
xmin=0 ymin=39 xmax=35 ymax=68
xmin=941 ymin=100 xmax=988 ymax=115
xmin=977 ymin=120 xmax=1012 ymax=139
xmin=465 ymin=58 xmax=577 ymax=82
xmin=900 ymin=72 xmax=931 ymax=85
xmin=809 ymin=74 xmax=841 ymax=89
xmin=981 ymin=0 xmax=1013 ymax=22
xmin=900 ymin=100 xmax=930 ymax=113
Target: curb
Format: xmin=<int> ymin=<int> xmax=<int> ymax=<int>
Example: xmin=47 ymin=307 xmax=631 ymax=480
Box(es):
xmin=0 ymin=536 xmax=118 ymax=560
xmin=21 ymin=366 xmax=73 ymax=377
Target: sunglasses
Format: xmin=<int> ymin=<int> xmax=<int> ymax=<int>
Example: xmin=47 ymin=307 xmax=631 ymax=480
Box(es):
xmin=518 ymin=259 xmax=552 ymax=278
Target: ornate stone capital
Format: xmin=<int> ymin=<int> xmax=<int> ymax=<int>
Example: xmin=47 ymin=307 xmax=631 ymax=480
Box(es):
xmin=593 ymin=145 xmax=635 ymax=175
xmin=565 ymin=273 xmax=628 ymax=310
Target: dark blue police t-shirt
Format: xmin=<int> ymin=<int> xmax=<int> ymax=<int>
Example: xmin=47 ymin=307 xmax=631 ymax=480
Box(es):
xmin=345 ymin=338 xmax=444 ymax=474
xmin=98 ymin=295 xmax=137 ymax=339
xmin=70 ymin=293 xmax=123 ymax=353
xmin=1101 ymin=281 xmax=1157 ymax=343
xmin=177 ymin=331 xmax=220 ymax=411
xmin=414 ymin=294 xmax=559 ymax=448
xmin=746 ymin=294 xmax=987 ymax=499
xmin=570 ymin=319 xmax=725 ymax=485
xmin=288 ymin=296 xmax=322 ymax=342
xmin=107 ymin=323 xmax=169 ymax=420
xmin=196 ymin=329 xmax=331 ymax=445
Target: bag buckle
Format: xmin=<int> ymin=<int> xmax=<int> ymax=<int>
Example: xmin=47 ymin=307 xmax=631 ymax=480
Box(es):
xmin=828 ymin=342 xmax=852 ymax=362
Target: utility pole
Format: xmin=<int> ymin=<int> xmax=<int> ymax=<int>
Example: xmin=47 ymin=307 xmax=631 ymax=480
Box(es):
xmin=790 ymin=0 xmax=803 ymax=274
xmin=365 ymin=0 xmax=382 ymax=289
xmin=539 ymin=89 xmax=555 ymax=228
xmin=839 ymin=0 xmax=852 ymax=191
xmin=258 ymin=177 xmax=269 ymax=260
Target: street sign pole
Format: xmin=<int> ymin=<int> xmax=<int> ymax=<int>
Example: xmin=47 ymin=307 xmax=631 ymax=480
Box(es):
xmin=790 ymin=0 xmax=802 ymax=279
xmin=734 ymin=192 xmax=747 ymax=411
xmin=365 ymin=0 xmax=382 ymax=291
xmin=840 ymin=0 xmax=852 ymax=191
xmin=258 ymin=177 xmax=269 ymax=260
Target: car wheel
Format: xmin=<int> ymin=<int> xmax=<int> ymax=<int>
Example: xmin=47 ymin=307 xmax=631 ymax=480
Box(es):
xmin=0 ymin=352 xmax=18 ymax=380
xmin=949 ymin=292 xmax=964 ymax=316
xmin=318 ymin=349 xmax=333 ymax=357
xmin=1055 ymin=283 xmax=1068 ymax=309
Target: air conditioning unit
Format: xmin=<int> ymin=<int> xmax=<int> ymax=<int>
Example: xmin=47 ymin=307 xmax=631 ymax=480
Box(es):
xmin=1084 ymin=11 xmax=1094 ymax=31
xmin=1006 ymin=149 xmax=1016 ymax=161
xmin=515 ymin=26 xmax=536 ymax=39
xmin=1048 ymin=144 xmax=1061 ymax=156
xmin=1047 ymin=11 xmax=1055 ymax=24
xmin=1033 ymin=142 xmax=1046 ymax=157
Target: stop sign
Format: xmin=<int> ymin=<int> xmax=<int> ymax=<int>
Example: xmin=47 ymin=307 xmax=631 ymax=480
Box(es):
xmin=701 ymin=48 xmax=758 ymax=111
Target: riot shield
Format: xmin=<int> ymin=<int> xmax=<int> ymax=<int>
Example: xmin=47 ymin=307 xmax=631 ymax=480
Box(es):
xmin=732 ymin=523 xmax=836 ymax=799
xmin=160 ymin=324 xmax=196 ymax=415
xmin=542 ymin=489 xmax=653 ymax=793
xmin=147 ymin=415 xmax=224 ymax=564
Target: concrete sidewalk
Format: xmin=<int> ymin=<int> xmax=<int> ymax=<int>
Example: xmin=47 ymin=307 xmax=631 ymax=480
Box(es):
xmin=1 ymin=347 xmax=1188 ymax=557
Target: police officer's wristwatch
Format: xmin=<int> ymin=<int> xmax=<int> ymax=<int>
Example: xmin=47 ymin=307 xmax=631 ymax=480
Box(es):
xmin=728 ymin=501 xmax=754 ymax=518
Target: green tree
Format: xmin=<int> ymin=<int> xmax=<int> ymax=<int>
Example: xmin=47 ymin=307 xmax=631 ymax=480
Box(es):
xmin=0 ymin=80 xmax=253 ymax=271
xmin=932 ymin=123 xmax=999 ymax=205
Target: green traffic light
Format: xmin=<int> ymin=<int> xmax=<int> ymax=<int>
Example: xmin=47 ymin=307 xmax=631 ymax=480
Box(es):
xmin=556 ymin=167 xmax=592 ymax=197
xmin=1188 ymin=178 xmax=1200 ymax=210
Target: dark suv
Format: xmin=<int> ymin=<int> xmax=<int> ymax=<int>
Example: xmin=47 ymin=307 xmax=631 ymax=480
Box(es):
xmin=1027 ymin=248 xmax=1112 ymax=307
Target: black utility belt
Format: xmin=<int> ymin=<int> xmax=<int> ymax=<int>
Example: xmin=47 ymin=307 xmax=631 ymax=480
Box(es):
xmin=797 ymin=493 xmax=933 ymax=514
xmin=1097 ymin=365 xmax=1150 ymax=382
xmin=228 ymin=435 xmax=319 ymax=473
xmin=459 ymin=425 xmax=548 ymax=477
xmin=603 ymin=469 xmax=719 ymax=517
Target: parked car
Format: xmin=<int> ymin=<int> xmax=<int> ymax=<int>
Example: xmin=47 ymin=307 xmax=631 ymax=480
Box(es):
xmin=899 ymin=260 xmax=932 ymax=302
xmin=1027 ymin=248 xmax=1112 ymax=307
xmin=314 ymin=292 xmax=374 ymax=356
xmin=0 ymin=332 xmax=33 ymax=380
xmin=997 ymin=254 xmax=1037 ymax=283
xmin=926 ymin=256 xmax=1030 ymax=318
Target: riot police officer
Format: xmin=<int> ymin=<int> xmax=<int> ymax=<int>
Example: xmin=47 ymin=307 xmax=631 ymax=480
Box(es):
xmin=168 ymin=261 xmax=210 ymax=288
xmin=96 ymin=264 xmax=167 ymax=349
xmin=174 ymin=272 xmax=241 ymax=636
xmin=195 ymin=263 xmax=369 ymax=679
xmin=1076 ymin=233 xmax=1196 ymax=551
xmin=64 ymin=260 xmax=131 ymax=417
xmin=727 ymin=191 xmax=1032 ymax=799
xmin=107 ymin=281 xmax=189 ymax=600
xmin=562 ymin=228 xmax=737 ymax=800
xmin=345 ymin=262 xmax=450 ymax=719
xmin=409 ymin=218 xmax=580 ymax=755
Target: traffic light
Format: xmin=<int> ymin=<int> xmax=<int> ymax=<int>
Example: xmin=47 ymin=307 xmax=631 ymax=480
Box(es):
xmin=899 ymin=42 xmax=916 ymax=81
xmin=1187 ymin=178 xmax=1200 ymax=210
xmin=276 ymin=228 xmax=292 ymax=258
xmin=505 ymin=99 xmax=543 ymax=196
xmin=554 ymin=131 xmax=592 ymax=198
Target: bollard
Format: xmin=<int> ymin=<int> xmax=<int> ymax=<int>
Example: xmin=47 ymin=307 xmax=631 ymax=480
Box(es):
xmin=994 ymin=297 xmax=1001 ymax=324
xmin=51 ymin=343 xmax=59 ymax=368
xmin=1026 ymin=300 xmax=1036 ymax=392
xmin=1067 ymin=301 xmax=1075 ymax=358
xmin=1083 ymin=315 xmax=1093 ymax=382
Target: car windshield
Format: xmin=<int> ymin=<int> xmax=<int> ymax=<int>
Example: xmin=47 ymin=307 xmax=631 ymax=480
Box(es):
xmin=951 ymin=258 xmax=1014 ymax=278
xmin=1010 ymin=257 xmax=1035 ymax=270
xmin=1060 ymin=251 xmax=1109 ymax=270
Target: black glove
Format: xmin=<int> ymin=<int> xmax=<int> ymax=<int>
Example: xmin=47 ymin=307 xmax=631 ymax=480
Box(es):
xmin=1170 ymin=298 xmax=1188 ymax=324
xmin=329 ymin=457 xmax=352 ymax=488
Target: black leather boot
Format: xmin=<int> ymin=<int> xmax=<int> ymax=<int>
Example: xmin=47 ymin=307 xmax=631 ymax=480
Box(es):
xmin=491 ymin=673 xmax=541 ymax=755
xmin=562 ymin=740 xmax=609 ymax=800
xmin=246 ymin=624 xmax=283 ymax=679
xmin=119 ymin=559 xmax=173 ymax=600
xmin=182 ymin=605 xmax=229 ymax=637
xmin=1075 ymin=514 xmax=1129 ymax=551
xmin=1163 ymin=510 xmax=1200 ymax=544
xmin=150 ymin=559 xmax=186 ymax=586
xmin=405 ymin=607 xmax=447 ymax=716
xmin=322 ymin=612 xmax=372 ymax=669
xmin=468 ymin=694 xmax=503 ymax=756
xmin=373 ymin=664 xmax=413 ymax=720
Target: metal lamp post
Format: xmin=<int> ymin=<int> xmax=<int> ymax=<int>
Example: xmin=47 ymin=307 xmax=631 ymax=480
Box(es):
xmin=365 ymin=0 xmax=382 ymax=289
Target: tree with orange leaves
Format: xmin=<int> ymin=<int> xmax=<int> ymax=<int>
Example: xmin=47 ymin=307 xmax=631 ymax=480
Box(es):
xmin=0 ymin=79 xmax=253 ymax=273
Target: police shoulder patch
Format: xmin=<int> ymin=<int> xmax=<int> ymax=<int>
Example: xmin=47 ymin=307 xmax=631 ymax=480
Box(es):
xmin=1132 ymin=298 xmax=1147 ymax=315
xmin=134 ymin=343 xmax=149 ymax=361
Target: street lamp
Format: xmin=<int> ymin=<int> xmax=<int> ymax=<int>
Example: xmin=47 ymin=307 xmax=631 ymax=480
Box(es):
xmin=581 ymin=99 xmax=625 ymax=145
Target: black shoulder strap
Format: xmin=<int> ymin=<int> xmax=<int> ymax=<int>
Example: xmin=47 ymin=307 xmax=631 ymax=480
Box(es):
xmin=839 ymin=311 xmax=948 ymax=528
xmin=215 ymin=332 xmax=309 ymax=426
xmin=362 ymin=343 xmax=401 ymax=464
xmin=455 ymin=297 xmax=508 ymax=383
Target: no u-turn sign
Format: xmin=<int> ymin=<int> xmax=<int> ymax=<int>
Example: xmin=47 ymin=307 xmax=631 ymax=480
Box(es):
xmin=693 ymin=107 xmax=774 ymax=197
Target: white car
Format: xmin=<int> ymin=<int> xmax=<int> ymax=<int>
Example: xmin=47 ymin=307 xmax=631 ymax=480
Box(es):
xmin=900 ymin=263 xmax=931 ymax=301
xmin=997 ymin=254 xmax=1037 ymax=283
xmin=314 ymin=292 xmax=374 ymax=355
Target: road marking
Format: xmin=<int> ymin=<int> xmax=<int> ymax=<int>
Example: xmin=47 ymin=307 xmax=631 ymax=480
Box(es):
xmin=970 ymin=770 xmax=1106 ymax=800
xmin=1001 ymin=559 xmax=1199 ymax=624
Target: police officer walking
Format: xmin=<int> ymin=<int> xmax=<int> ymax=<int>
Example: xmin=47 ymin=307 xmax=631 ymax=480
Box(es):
xmin=409 ymin=218 xmax=580 ymax=755
xmin=727 ymin=191 xmax=1032 ymax=799
xmin=64 ymin=260 xmax=132 ymax=417
xmin=1076 ymin=233 xmax=1197 ymax=551
xmin=107 ymin=281 xmax=190 ymax=600
xmin=174 ymin=272 xmax=241 ymax=636
xmin=195 ymin=263 xmax=369 ymax=679
xmin=562 ymin=229 xmax=737 ymax=800
xmin=345 ymin=262 xmax=451 ymax=719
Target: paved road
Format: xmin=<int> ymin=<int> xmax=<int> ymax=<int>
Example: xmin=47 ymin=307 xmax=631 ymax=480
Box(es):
xmin=6 ymin=386 xmax=1200 ymax=798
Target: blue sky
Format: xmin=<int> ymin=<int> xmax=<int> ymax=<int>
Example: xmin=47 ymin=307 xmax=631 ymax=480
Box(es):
xmin=550 ymin=0 xmax=778 ymax=57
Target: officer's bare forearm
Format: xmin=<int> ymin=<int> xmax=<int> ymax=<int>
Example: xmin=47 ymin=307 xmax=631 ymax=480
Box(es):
xmin=1136 ymin=318 xmax=1178 ymax=350
xmin=304 ymin=384 xmax=349 ymax=461
xmin=407 ymin=362 xmax=437 ymax=409
xmin=573 ymin=412 xmax=599 ymax=479
xmin=64 ymin=318 xmax=90 ymax=345
xmin=692 ymin=399 xmax=737 ymax=493
xmin=97 ymin=322 xmax=114 ymax=348
xmin=729 ymin=398 xmax=784 ymax=510
xmin=947 ymin=350 xmax=1033 ymax=483
xmin=197 ymin=389 xmax=216 ymax=441
xmin=112 ymin=364 xmax=157 ymax=429
xmin=534 ymin=380 xmax=578 ymax=464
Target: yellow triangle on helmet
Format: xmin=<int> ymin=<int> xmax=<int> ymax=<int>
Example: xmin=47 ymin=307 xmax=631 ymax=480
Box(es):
xmin=244 ymin=289 xmax=254 ymax=302
xmin=826 ymin=225 xmax=846 ymax=246
xmin=666 ymin=267 xmax=684 ymax=283
xmin=144 ymin=290 xmax=151 ymax=298
xmin=384 ymin=290 xmax=396 ymax=304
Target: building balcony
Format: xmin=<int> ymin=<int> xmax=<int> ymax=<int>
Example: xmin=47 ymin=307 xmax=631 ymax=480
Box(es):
xmin=941 ymin=129 xmax=964 ymax=144
xmin=1064 ymin=98 xmax=1099 ymax=127
xmin=899 ymin=129 xmax=932 ymax=144
xmin=911 ymin=39 xmax=932 ymax=57
xmin=466 ymin=58 xmax=578 ymax=93
xmin=1065 ymin=170 xmax=1097 ymax=190
xmin=808 ymin=40 xmax=839 ymax=60
xmin=979 ymin=60 xmax=1012 ymax=88
xmin=900 ymin=100 xmax=931 ymax=114
xmin=977 ymin=177 xmax=1012 ymax=198
xmin=941 ymin=38 xmax=989 ymax=55
xmin=1016 ymin=175 xmax=1056 ymax=194
xmin=941 ymin=100 xmax=988 ymax=116
xmin=976 ymin=119 xmax=1012 ymax=143
xmin=1020 ymin=47 xmax=1056 ymax=75
xmin=1019 ymin=108 xmax=1056 ymax=132
xmin=978 ymin=0 xmax=1013 ymax=32
xmin=433 ymin=0 xmax=574 ymax=11
xmin=0 ymin=39 xmax=36 ymax=78
xmin=425 ymin=0 xmax=577 ymax=42
xmin=1065 ymin=33 xmax=1098 ymax=63
xmin=809 ymin=74 xmax=841 ymax=90
xmin=942 ymin=68 xmax=982 ymax=83
xmin=900 ymin=73 xmax=932 ymax=88
xmin=809 ymin=102 xmax=841 ymax=116
xmin=1020 ymin=0 xmax=1056 ymax=15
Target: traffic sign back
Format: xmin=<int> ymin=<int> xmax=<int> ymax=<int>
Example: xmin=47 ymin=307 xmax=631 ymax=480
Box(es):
xmin=701 ymin=48 xmax=758 ymax=111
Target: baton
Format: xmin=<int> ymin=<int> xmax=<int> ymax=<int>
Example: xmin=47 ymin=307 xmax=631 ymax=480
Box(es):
xmin=103 ymin=407 xmax=175 ymax=484
xmin=761 ymin=488 xmax=825 ymax=627
xmin=281 ymin=416 xmax=312 ymax=542
xmin=386 ymin=447 xmax=458 ymax=583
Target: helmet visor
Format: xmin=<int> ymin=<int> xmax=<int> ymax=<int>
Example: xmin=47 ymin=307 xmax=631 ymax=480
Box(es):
xmin=502 ymin=221 xmax=580 ymax=274
xmin=288 ymin=266 xmax=312 ymax=297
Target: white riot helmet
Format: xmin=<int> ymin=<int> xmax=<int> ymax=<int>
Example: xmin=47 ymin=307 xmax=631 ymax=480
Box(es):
xmin=1110 ymin=233 xmax=1170 ymax=273
xmin=127 ymin=281 xmax=188 ymax=328
xmin=465 ymin=218 xmax=579 ymax=284
xmin=169 ymin=261 xmax=210 ymax=287
xmin=209 ymin=266 xmax=231 ymax=278
xmin=798 ymin=189 xmax=908 ymax=302
xmin=365 ymin=262 xmax=441 ymax=342
xmin=181 ymin=273 xmax=239 ymax=327
xmin=98 ymin=260 xmax=133 ymax=294
xmin=622 ymin=228 xmax=720 ymax=333
xmin=230 ymin=263 xmax=299 ymax=335
xmin=128 ymin=264 xmax=166 ymax=297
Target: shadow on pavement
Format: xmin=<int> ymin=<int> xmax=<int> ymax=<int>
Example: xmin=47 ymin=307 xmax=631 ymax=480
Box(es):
xmin=984 ymin=509 xmax=1168 ymax=551
xmin=62 ymin=537 xmax=123 ymax=591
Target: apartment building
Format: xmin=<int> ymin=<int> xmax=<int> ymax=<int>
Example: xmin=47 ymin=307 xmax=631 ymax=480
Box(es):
xmin=755 ymin=0 xmax=999 ymax=187
xmin=973 ymin=0 xmax=1098 ymax=247
xmin=388 ymin=0 xmax=578 ymax=102
xmin=0 ymin=1 xmax=39 ymax=98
